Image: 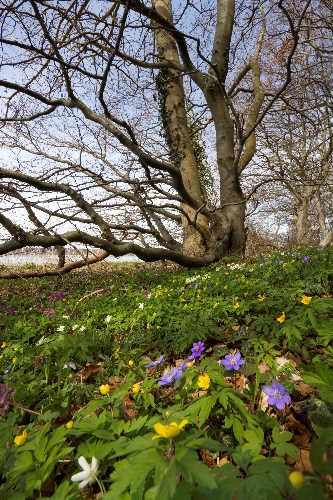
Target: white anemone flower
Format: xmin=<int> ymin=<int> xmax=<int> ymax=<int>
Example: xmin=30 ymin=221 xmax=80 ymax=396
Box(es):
xmin=71 ymin=456 xmax=98 ymax=489
xmin=105 ymin=315 xmax=111 ymax=323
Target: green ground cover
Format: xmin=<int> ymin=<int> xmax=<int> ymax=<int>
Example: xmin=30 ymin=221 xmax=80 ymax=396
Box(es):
xmin=0 ymin=246 xmax=333 ymax=499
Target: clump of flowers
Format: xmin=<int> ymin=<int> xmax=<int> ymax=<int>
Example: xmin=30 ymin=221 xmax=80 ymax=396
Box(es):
xmin=71 ymin=456 xmax=99 ymax=489
xmin=197 ymin=373 xmax=210 ymax=390
xmin=145 ymin=355 xmax=165 ymax=368
xmin=152 ymin=419 xmax=188 ymax=440
xmin=191 ymin=341 xmax=205 ymax=358
xmin=262 ymin=381 xmax=291 ymax=410
xmin=219 ymin=353 xmax=245 ymax=371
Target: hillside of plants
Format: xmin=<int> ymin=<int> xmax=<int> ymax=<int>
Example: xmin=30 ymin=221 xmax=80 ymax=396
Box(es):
xmin=0 ymin=246 xmax=333 ymax=500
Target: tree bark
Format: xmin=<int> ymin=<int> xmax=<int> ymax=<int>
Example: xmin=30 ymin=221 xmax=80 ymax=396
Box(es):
xmin=152 ymin=0 xmax=209 ymax=257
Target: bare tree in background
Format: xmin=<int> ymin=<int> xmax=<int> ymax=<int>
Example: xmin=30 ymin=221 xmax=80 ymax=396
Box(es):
xmin=0 ymin=0 xmax=312 ymax=275
xmin=243 ymin=0 xmax=333 ymax=248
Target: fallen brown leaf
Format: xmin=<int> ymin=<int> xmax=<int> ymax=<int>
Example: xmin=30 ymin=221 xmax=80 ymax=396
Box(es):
xmin=294 ymin=449 xmax=313 ymax=473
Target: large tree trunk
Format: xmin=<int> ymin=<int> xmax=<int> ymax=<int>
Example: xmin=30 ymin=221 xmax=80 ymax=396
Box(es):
xmin=206 ymin=88 xmax=247 ymax=257
xmin=152 ymin=0 xmax=209 ymax=257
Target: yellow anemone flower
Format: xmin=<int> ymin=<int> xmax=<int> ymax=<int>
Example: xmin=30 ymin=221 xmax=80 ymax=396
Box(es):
xmin=301 ymin=295 xmax=312 ymax=305
xmin=132 ymin=383 xmax=140 ymax=394
xmin=128 ymin=360 xmax=134 ymax=367
xmin=14 ymin=429 xmax=28 ymax=447
xmin=289 ymin=471 xmax=304 ymax=489
xmin=1 ymin=342 xmax=6 ymax=349
xmin=258 ymin=294 xmax=265 ymax=302
xmin=197 ymin=373 xmax=210 ymax=390
xmin=99 ymin=384 xmax=110 ymax=395
xmin=152 ymin=419 xmax=188 ymax=440
xmin=234 ymin=302 xmax=240 ymax=309
xmin=276 ymin=312 xmax=286 ymax=323
xmin=66 ymin=420 xmax=73 ymax=429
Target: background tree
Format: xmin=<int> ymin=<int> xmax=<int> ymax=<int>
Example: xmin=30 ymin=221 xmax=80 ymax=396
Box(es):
xmin=0 ymin=0 xmax=312 ymax=274
xmin=243 ymin=0 xmax=333 ymax=247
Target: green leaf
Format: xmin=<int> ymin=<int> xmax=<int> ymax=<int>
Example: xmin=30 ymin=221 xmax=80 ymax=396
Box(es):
xmin=310 ymin=427 xmax=333 ymax=474
xmin=176 ymin=449 xmax=216 ymax=490
xmin=275 ymin=442 xmax=299 ymax=460
xmin=272 ymin=427 xmax=293 ymax=444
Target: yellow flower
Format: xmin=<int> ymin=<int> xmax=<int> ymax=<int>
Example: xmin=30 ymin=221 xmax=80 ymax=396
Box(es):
xmin=132 ymin=383 xmax=140 ymax=394
xmin=258 ymin=294 xmax=265 ymax=302
xmin=301 ymin=295 xmax=312 ymax=305
xmin=291 ymin=259 xmax=296 ymax=263
xmin=289 ymin=471 xmax=304 ymax=489
xmin=1 ymin=342 xmax=6 ymax=349
xmin=114 ymin=353 xmax=119 ymax=359
xmin=14 ymin=429 xmax=28 ymax=447
xmin=184 ymin=304 xmax=188 ymax=309
xmin=156 ymin=325 xmax=160 ymax=329
xmin=99 ymin=384 xmax=110 ymax=395
xmin=234 ymin=302 xmax=240 ymax=309
xmin=197 ymin=373 xmax=210 ymax=390
xmin=224 ymin=285 xmax=228 ymax=289
xmin=68 ymin=373 xmax=73 ymax=379
xmin=187 ymin=361 xmax=194 ymax=368
xmin=129 ymin=360 xmax=134 ymax=367
xmin=213 ymin=302 xmax=219 ymax=309
xmin=66 ymin=420 xmax=73 ymax=429
xmin=12 ymin=357 xmax=17 ymax=363
xmin=276 ymin=312 xmax=286 ymax=323
xmin=244 ymin=292 xmax=248 ymax=297
xmin=0 ymin=354 xmax=3 ymax=359
xmin=234 ymin=296 xmax=239 ymax=300
xmin=282 ymin=262 xmax=287 ymax=268
xmin=152 ymin=419 xmax=188 ymax=440
xmin=115 ymin=347 xmax=120 ymax=352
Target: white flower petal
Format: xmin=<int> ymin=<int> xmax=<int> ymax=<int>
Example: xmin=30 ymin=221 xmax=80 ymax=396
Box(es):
xmin=78 ymin=456 xmax=90 ymax=471
xmin=71 ymin=471 xmax=89 ymax=482
xmin=78 ymin=478 xmax=90 ymax=489
xmin=91 ymin=456 xmax=98 ymax=473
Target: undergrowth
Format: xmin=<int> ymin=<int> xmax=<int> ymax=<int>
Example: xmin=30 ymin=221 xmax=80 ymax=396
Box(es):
xmin=0 ymin=246 xmax=332 ymax=499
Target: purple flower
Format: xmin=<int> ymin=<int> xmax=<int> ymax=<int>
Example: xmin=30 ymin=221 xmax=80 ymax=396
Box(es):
xmin=262 ymin=381 xmax=291 ymax=410
xmin=44 ymin=307 xmax=56 ymax=318
xmin=279 ymin=260 xmax=284 ymax=265
xmin=180 ymin=356 xmax=195 ymax=371
xmin=145 ymin=355 xmax=165 ymax=368
xmin=219 ymin=352 xmax=245 ymax=371
xmin=158 ymin=366 xmax=183 ymax=386
xmin=0 ymin=383 xmax=14 ymax=418
xmin=318 ymin=248 xmax=324 ymax=252
xmin=303 ymin=256 xmax=311 ymax=262
xmin=191 ymin=341 xmax=205 ymax=358
xmin=48 ymin=291 xmax=66 ymax=304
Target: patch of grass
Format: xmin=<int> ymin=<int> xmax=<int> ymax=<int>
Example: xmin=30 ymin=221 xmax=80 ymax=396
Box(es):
xmin=0 ymin=247 xmax=332 ymax=498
